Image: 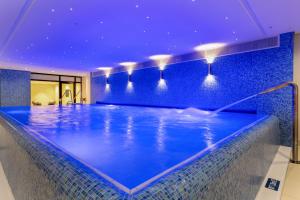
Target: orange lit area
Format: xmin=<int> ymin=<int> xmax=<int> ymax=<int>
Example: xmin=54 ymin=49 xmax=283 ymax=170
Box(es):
xmin=31 ymin=81 xmax=59 ymax=106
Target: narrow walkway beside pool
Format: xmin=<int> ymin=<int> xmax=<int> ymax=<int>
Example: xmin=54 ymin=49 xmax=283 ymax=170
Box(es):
xmin=0 ymin=162 xmax=15 ymax=200
xmin=282 ymin=163 xmax=300 ymax=200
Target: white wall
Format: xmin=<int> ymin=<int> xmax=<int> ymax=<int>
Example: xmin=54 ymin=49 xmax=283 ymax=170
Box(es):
xmin=82 ymin=74 xmax=91 ymax=104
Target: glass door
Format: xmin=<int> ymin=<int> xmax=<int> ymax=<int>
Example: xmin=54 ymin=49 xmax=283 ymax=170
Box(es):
xmin=75 ymin=83 xmax=82 ymax=103
xmin=61 ymin=83 xmax=74 ymax=105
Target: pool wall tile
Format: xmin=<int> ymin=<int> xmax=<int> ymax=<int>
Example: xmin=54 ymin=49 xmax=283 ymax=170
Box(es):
xmin=0 ymin=113 xmax=280 ymax=199
xmin=92 ymin=33 xmax=294 ymax=146
xmin=0 ymin=115 xmax=127 ymax=200
xmin=0 ymin=69 xmax=31 ymax=106
xmin=131 ymin=116 xmax=280 ymax=200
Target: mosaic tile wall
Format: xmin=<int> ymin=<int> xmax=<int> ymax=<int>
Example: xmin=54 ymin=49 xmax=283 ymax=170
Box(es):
xmin=0 ymin=69 xmax=31 ymax=106
xmin=0 ymin=112 xmax=280 ymax=199
xmin=91 ymin=33 xmax=294 ymax=146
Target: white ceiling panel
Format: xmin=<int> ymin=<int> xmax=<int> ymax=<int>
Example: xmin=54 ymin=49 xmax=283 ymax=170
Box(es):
xmin=0 ymin=0 xmax=298 ymax=72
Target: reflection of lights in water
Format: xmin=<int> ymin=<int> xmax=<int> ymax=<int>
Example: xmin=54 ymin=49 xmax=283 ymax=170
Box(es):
xmin=124 ymin=116 xmax=134 ymax=147
xmin=202 ymin=74 xmax=217 ymax=89
xmin=126 ymin=82 xmax=133 ymax=92
xmin=104 ymin=117 xmax=111 ymax=137
xmin=157 ymin=79 xmax=167 ymax=90
xmin=203 ymin=127 xmax=214 ymax=148
xmin=105 ymin=84 xmax=110 ymax=92
xmin=157 ymin=117 xmax=166 ymax=152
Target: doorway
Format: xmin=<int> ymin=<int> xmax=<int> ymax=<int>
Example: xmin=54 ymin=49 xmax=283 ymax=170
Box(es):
xmin=31 ymin=73 xmax=83 ymax=106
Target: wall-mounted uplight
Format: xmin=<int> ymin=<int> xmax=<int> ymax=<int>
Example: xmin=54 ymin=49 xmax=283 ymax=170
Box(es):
xmin=194 ymin=43 xmax=226 ymax=76
xmin=149 ymin=54 xmax=171 ymax=84
xmin=149 ymin=54 xmax=171 ymax=90
xmin=120 ymin=62 xmax=137 ymax=83
xmin=206 ymin=56 xmax=215 ymax=75
xmin=149 ymin=54 xmax=172 ymax=71
xmin=97 ymin=67 xmax=112 ymax=84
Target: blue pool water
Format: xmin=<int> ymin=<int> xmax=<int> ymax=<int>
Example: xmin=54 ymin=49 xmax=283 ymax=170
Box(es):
xmin=0 ymin=105 xmax=267 ymax=192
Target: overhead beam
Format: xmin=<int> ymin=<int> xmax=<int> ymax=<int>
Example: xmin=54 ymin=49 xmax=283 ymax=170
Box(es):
xmin=238 ymin=0 xmax=267 ymax=36
xmin=0 ymin=0 xmax=36 ymax=57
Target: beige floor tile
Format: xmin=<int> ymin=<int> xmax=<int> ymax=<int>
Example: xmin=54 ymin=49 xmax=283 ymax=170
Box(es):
xmin=0 ymin=162 xmax=15 ymax=200
xmin=282 ymin=163 xmax=300 ymax=200
xmin=281 ymin=194 xmax=300 ymax=200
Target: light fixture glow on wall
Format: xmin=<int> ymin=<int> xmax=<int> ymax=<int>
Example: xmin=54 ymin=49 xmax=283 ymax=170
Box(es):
xmin=194 ymin=43 xmax=226 ymax=52
xmin=97 ymin=67 xmax=112 ymax=84
xmin=120 ymin=62 xmax=137 ymax=82
xmin=206 ymin=56 xmax=215 ymax=75
xmin=194 ymin=43 xmax=226 ymax=76
xmin=149 ymin=54 xmax=172 ymax=71
xmin=149 ymin=54 xmax=172 ymax=82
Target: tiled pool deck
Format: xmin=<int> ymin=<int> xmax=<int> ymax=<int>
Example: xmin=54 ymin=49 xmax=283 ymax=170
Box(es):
xmin=0 ymin=114 xmax=280 ymax=200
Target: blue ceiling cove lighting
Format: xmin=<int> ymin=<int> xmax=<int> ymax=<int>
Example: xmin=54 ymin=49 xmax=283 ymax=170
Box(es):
xmin=0 ymin=0 xmax=299 ymax=72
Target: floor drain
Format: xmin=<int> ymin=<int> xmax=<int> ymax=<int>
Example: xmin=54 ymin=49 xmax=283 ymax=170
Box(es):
xmin=265 ymin=178 xmax=280 ymax=191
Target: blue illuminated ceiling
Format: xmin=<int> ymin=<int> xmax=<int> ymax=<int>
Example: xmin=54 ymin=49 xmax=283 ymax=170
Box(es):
xmin=0 ymin=0 xmax=299 ymax=73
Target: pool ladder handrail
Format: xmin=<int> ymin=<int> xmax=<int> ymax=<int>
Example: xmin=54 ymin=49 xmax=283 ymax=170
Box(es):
xmin=217 ymin=82 xmax=299 ymax=164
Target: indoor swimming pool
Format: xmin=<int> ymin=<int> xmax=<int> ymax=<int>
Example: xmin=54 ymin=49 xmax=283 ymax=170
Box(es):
xmin=0 ymin=105 xmax=270 ymax=194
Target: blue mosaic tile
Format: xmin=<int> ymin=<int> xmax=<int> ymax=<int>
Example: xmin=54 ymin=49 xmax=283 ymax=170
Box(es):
xmin=0 ymin=69 xmax=31 ymax=106
xmin=92 ymin=33 xmax=294 ymax=146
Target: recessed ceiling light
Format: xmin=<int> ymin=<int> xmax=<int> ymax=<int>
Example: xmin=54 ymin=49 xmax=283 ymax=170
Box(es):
xmin=194 ymin=43 xmax=226 ymax=51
